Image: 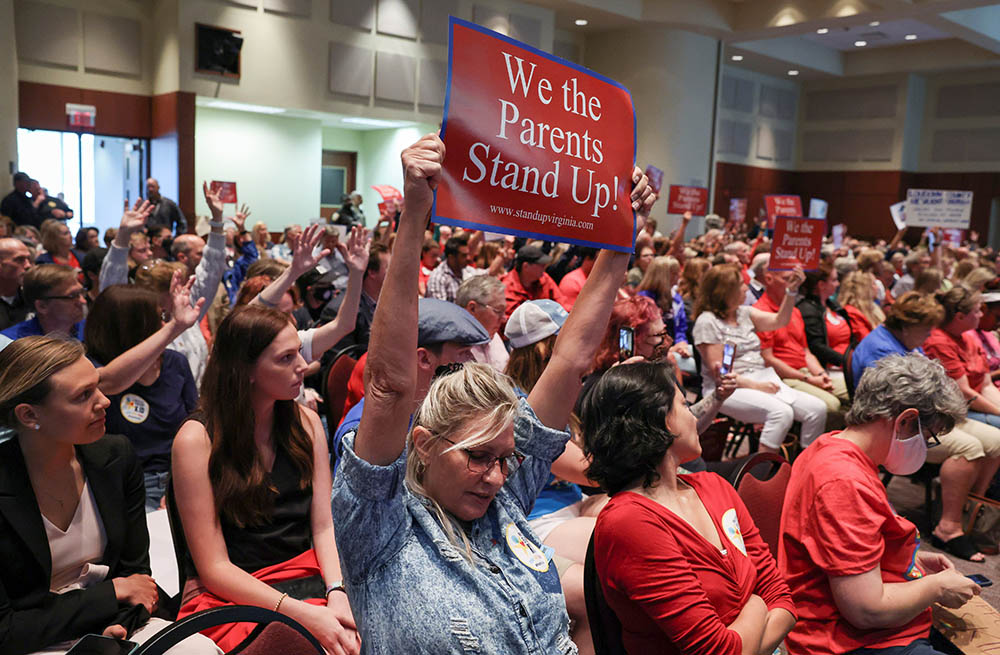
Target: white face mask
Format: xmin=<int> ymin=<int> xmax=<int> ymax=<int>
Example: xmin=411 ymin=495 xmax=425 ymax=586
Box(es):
xmin=884 ymin=414 xmax=928 ymax=475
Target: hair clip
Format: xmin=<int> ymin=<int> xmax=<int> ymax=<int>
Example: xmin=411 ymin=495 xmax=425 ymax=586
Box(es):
xmin=433 ymin=362 xmax=465 ymax=380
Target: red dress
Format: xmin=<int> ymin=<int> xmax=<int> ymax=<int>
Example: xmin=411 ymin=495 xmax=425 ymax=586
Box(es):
xmin=595 ymin=472 xmax=795 ymax=655
xmin=779 ymin=433 xmax=930 ymax=654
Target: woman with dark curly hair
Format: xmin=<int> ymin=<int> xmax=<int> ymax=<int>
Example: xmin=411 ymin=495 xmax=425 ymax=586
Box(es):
xmin=580 ymin=361 xmax=796 ymax=655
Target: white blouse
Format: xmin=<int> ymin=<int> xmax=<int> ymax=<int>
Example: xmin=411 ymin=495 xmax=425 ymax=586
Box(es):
xmin=42 ymin=480 xmax=109 ymax=593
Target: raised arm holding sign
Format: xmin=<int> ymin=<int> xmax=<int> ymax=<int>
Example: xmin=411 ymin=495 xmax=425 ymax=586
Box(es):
xmin=435 ymin=17 xmax=636 ymax=252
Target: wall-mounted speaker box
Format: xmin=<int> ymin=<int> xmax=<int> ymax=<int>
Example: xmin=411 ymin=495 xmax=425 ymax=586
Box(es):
xmin=195 ymin=23 xmax=243 ymax=78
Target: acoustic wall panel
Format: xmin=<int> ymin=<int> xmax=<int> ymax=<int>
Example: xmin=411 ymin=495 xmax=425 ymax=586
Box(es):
xmin=804 ymin=85 xmax=896 ymax=121
xmin=935 ymin=83 xmax=1000 ymax=119
xmin=264 ymin=0 xmax=311 ymax=16
xmin=376 ymin=51 xmax=416 ymax=103
xmin=931 ymin=129 xmax=1000 ymax=163
xmin=473 ymin=5 xmax=508 ymax=35
xmin=83 ymin=13 xmax=141 ymax=76
xmin=717 ymin=119 xmax=752 ymax=157
xmin=721 ymin=75 xmax=754 ymax=113
xmin=553 ymin=39 xmax=579 ymax=63
xmin=331 ymin=0 xmax=375 ymax=30
xmin=419 ymin=59 xmax=448 ymax=107
xmin=377 ymin=0 xmax=419 ymax=39
xmin=774 ymin=128 xmax=793 ymax=161
xmin=329 ymin=43 xmax=373 ymax=97
xmin=229 ymin=0 xmax=258 ymax=7
xmin=509 ymin=14 xmax=541 ymax=48
xmin=421 ymin=0 xmax=459 ymax=44
xmin=802 ymin=129 xmax=893 ymax=162
xmin=15 ymin=0 xmax=78 ymax=68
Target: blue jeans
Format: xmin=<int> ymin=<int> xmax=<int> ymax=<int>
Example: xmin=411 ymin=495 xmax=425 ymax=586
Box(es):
xmin=966 ymin=410 xmax=1000 ymax=430
xmin=848 ymin=638 xmax=948 ymax=655
xmin=143 ymin=470 xmax=169 ymax=511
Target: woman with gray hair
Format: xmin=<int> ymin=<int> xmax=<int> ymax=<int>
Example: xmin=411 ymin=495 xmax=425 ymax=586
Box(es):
xmin=780 ymin=354 xmax=982 ymax=655
xmin=331 ymin=134 xmax=654 ymax=654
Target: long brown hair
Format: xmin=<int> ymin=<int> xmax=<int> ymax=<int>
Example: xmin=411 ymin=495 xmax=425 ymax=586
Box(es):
xmin=505 ymin=334 xmax=557 ymax=393
xmin=694 ymin=263 xmax=743 ymax=320
xmin=199 ymin=305 xmax=314 ymax=528
xmin=84 ymin=285 xmax=161 ymax=364
xmin=678 ymin=258 xmax=711 ymax=301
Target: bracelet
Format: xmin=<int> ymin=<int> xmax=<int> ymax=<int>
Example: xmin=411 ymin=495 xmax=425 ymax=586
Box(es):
xmin=325 ymin=581 xmax=346 ymax=597
xmin=274 ymin=592 xmax=288 ymax=612
xmin=257 ymin=294 xmax=278 ymax=308
xmin=785 ymin=288 xmax=798 ymax=296
xmin=208 ymin=220 xmax=224 ymax=228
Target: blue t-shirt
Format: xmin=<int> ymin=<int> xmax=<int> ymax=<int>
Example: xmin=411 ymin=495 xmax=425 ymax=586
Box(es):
xmin=100 ymin=349 xmax=198 ymax=473
xmin=332 ymin=396 xmax=366 ymax=474
xmin=851 ymin=324 xmax=922 ymax=387
xmin=1 ymin=316 xmax=85 ymax=341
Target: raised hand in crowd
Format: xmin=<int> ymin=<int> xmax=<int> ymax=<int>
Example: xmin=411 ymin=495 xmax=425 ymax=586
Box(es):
xmin=167 ymin=270 xmax=208 ymax=331
xmin=337 ymin=224 xmax=371 ymax=275
xmin=112 ymin=200 xmax=153 ymax=249
xmin=202 ymin=181 xmax=224 ymax=221
xmin=232 ymin=203 xmax=252 ymax=233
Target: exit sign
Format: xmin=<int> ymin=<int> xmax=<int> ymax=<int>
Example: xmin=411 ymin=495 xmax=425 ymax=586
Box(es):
xmin=66 ymin=103 xmax=96 ymax=128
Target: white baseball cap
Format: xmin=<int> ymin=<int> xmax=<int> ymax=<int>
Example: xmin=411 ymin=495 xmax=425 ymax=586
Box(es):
xmin=505 ymin=299 xmax=569 ymax=349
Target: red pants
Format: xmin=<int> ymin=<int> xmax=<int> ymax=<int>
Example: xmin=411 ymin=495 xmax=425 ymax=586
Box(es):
xmin=177 ymin=549 xmax=325 ymax=652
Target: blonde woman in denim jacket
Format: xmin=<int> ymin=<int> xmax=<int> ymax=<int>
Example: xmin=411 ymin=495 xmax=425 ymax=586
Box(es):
xmin=332 ymin=134 xmax=654 ymax=654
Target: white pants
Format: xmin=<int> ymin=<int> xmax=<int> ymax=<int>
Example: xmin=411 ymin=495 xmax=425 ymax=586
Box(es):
xmin=719 ymin=386 xmax=828 ymax=450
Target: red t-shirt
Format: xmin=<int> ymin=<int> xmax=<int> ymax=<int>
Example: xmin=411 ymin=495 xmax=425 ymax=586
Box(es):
xmin=754 ymin=293 xmax=809 ymax=370
xmin=923 ymin=327 xmax=989 ymax=390
xmin=843 ymin=305 xmax=873 ymax=343
xmin=557 ymin=267 xmax=587 ymax=308
xmin=501 ymin=269 xmax=570 ymax=324
xmin=340 ymin=352 xmax=367 ymax=422
xmin=595 ymin=472 xmax=795 ymax=655
xmin=825 ymin=309 xmax=852 ymax=355
xmin=779 ymin=433 xmax=930 ymax=655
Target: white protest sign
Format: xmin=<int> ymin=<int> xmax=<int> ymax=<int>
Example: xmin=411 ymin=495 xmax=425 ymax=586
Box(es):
xmin=809 ymin=198 xmax=828 ymax=220
xmin=905 ymin=189 xmax=973 ymax=229
xmin=890 ymin=201 xmax=906 ymax=230
xmin=832 ymin=224 xmax=846 ymax=249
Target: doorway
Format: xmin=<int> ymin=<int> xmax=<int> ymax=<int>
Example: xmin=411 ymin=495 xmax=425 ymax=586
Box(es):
xmin=320 ymin=150 xmax=357 ymax=223
xmin=16 ymin=128 xmax=147 ymax=236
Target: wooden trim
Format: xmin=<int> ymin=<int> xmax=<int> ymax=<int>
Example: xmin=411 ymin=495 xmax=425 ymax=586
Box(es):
xmin=18 ymin=81 xmax=152 ymax=138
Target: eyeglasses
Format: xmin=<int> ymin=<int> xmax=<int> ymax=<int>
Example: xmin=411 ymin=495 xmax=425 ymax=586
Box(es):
xmin=918 ymin=415 xmax=942 ymax=449
xmin=482 ymin=302 xmax=506 ymax=316
xmin=41 ymin=289 xmax=85 ymax=301
xmin=440 ymin=436 xmax=526 ymax=477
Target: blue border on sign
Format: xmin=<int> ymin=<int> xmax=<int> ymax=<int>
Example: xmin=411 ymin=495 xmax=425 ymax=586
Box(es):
xmin=433 ymin=15 xmax=637 ymax=254
xmin=768 ymin=215 xmax=826 ymax=271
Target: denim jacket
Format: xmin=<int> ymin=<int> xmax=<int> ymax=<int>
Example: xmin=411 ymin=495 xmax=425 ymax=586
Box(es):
xmin=332 ymin=399 xmax=578 ymax=655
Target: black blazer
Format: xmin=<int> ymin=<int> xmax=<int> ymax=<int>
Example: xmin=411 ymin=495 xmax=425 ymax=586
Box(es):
xmin=0 ymin=434 xmax=151 ymax=655
xmin=797 ymin=295 xmax=855 ymax=369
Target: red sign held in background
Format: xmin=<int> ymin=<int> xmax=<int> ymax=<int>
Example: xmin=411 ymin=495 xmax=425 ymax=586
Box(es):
xmin=667 ymin=185 xmax=708 ymax=216
xmin=729 ymin=197 xmax=747 ymax=223
xmin=210 ymin=181 xmax=238 ymax=204
xmin=765 ymin=194 xmax=802 ymax=229
xmin=770 ymin=216 xmax=825 ymax=271
xmin=435 ymin=17 xmax=637 ymax=252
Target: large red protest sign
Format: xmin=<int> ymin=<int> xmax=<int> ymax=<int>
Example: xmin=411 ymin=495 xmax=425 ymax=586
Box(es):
xmin=770 ymin=216 xmax=826 ymax=271
xmin=435 ymin=17 xmax=636 ymax=252
xmin=667 ymin=185 xmax=708 ymax=216
xmin=210 ymin=181 xmax=237 ymax=204
xmin=765 ymin=194 xmax=802 ymax=229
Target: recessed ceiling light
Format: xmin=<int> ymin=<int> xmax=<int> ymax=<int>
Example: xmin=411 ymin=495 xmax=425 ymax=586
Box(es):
xmin=788 ymin=70 xmax=800 ymax=76
xmin=731 ymin=55 xmax=744 ymax=61
xmin=575 ymin=19 xmax=588 ymax=26
xmin=854 ymin=40 xmax=867 ymax=47
xmin=341 ymin=117 xmax=414 ymax=128
xmin=905 ymin=33 xmax=918 ymax=40
xmin=869 ymin=20 xmax=880 ymax=26
xmin=816 ymin=27 xmax=829 ymax=34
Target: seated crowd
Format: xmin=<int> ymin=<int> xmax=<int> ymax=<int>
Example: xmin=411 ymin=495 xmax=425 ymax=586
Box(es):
xmin=0 ymin=135 xmax=996 ymax=655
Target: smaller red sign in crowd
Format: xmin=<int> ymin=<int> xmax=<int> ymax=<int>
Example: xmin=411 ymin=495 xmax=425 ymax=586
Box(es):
xmin=666 ymin=185 xmax=708 ymax=216
xmin=765 ymin=194 xmax=802 ymax=229
xmin=770 ymin=216 xmax=825 ymax=271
